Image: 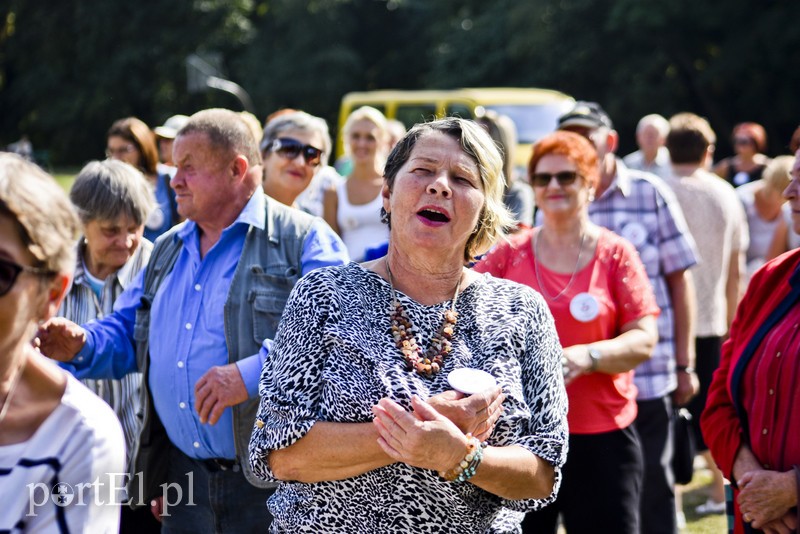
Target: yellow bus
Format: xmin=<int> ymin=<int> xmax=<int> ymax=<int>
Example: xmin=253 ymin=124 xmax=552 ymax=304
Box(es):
xmin=336 ymin=87 xmax=575 ymax=170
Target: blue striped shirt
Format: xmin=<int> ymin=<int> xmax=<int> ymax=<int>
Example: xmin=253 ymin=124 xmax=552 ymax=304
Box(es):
xmin=66 ymin=189 xmax=349 ymax=459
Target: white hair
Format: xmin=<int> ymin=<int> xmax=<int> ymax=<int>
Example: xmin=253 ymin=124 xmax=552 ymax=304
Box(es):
xmin=636 ymin=114 xmax=670 ymax=138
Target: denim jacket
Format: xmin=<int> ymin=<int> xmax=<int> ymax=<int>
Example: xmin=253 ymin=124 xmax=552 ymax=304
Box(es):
xmin=129 ymin=196 xmax=315 ymax=503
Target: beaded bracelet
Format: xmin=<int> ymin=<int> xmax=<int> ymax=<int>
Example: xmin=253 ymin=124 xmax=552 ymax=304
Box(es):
xmin=439 ymin=433 xmax=485 ymax=482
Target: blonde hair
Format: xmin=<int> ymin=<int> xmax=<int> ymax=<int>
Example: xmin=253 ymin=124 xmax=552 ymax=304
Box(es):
xmin=762 ymin=155 xmax=794 ymax=193
xmin=382 ymin=118 xmax=514 ymax=262
xmin=239 ymin=111 xmax=264 ymax=145
xmin=0 ymin=153 xmax=79 ymax=274
xmin=343 ymin=106 xmax=390 ymax=144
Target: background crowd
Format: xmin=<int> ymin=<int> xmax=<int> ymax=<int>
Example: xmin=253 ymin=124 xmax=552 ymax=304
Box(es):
xmin=1 ymin=96 xmax=798 ymax=534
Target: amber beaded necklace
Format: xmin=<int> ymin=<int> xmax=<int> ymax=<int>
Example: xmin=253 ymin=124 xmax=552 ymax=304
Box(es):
xmin=386 ymin=261 xmax=461 ymax=377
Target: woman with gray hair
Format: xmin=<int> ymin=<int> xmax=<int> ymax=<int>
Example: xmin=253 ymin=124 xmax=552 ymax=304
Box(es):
xmin=259 ymin=110 xmax=339 ymax=215
xmin=250 ymin=118 xmax=568 ymax=532
xmin=0 ymin=154 xmax=125 ymax=532
xmin=57 ymin=159 xmax=158 ymax=532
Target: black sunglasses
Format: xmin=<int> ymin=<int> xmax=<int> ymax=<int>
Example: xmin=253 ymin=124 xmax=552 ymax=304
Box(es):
xmin=530 ymin=171 xmax=581 ymax=188
xmin=0 ymin=257 xmax=54 ymax=297
xmin=266 ymin=138 xmax=323 ymax=167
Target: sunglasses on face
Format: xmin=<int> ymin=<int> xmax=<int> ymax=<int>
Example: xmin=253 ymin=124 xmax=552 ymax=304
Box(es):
xmin=530 ymin=171 xmax=581 ymax=188
xmin=733 ymin=137 xmax=754 ymax=146
xmin=0 ymin=257 xmax=54 ymax=297
xmin=267 ymin=138 xmax=323 ymax=167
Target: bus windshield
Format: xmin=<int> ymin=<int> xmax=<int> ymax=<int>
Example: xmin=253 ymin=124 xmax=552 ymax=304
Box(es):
xmin=486 ymin=101 xmax=575 ymax=144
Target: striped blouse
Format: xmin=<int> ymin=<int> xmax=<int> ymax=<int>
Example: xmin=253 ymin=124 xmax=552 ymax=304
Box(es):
xmin=58 ymin=238 xmax=152 ymax=470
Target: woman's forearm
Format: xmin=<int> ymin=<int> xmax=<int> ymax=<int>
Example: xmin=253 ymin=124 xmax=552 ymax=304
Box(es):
xmin=268 ymin=421 xmax=394 ymax=483
xmin=732 ymin=444 xmax=763 ymax=482
xmin=469 ymin=445 xmax=555 ymax=500
xmin=579 ymin=315 xmax=658 ymax=374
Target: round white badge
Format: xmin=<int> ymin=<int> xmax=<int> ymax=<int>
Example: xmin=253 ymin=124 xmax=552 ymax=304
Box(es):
xmin=570 ymin=292 xmax=600 ymax=322
xmin=145 ymin=207 xmax=165 ymax=231
xmin=620 ymin=222 xmax=647 ymax=248
xmin=447 ymin=368 xmax=497 ymax=395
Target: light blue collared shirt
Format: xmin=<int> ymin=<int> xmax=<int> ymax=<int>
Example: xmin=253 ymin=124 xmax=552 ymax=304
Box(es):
xmin=65 ymin=189 xmax=349 ymax=459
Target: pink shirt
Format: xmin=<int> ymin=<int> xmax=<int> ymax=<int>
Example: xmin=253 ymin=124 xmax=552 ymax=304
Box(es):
xmin=474 ymin=227 xmax=659 ymax=434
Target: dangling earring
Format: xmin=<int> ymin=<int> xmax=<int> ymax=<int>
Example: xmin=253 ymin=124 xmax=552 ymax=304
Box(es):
xmin=588 ymin=188 xmax=596 ymax=202
xmin=380 ymin=208 xmax=391 ymax=226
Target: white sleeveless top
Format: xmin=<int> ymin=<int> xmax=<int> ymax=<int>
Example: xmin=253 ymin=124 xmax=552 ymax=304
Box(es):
xmin=336 ymin=180 xmax=389 ymax=261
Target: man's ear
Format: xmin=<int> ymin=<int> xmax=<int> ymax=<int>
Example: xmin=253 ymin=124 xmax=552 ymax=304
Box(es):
xmin=607 ymin=130 xmax=620 ymax=155
xmin=231 ymin=155 xmax=249 ymax=182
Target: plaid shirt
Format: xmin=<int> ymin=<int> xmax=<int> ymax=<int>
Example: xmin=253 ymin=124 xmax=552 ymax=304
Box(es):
xmin=589 ymin=160 xmax=698 ymax=399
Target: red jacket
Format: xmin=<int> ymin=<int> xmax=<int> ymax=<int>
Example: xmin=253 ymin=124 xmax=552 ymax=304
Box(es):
xmin=701 ymin=248 xmax=800 ymax=533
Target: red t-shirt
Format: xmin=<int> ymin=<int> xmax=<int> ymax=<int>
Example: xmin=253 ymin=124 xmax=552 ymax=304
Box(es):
xmin=474 ymin=227 xmax=659 ymax=434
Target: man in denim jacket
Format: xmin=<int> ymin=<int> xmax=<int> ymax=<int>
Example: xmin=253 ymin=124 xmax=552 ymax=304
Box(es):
xmin=40 ymin=109 xmax=348 ymax=532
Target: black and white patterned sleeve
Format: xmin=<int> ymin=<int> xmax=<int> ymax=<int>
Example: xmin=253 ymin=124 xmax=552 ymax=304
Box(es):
xmin=248 ymin=268 xmax=336 ymax=481
xmin=501 ymin=288 xmax=568 ymax=512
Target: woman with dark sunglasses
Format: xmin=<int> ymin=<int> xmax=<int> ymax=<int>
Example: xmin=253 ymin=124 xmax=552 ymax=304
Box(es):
xmin=713 ymin=122 xmax=771 ymax=188
xmin=474 ymin=131 xmax=659 ymax=534
xmin=0 ymin=154 xmax=125 ymax=532
xmin=323 ymin=106 xmax=391 ymax=261
xmin=259 ymin=110 xmax=337 ymax=215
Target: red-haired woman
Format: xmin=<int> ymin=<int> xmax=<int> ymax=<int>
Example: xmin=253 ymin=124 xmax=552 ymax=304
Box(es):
xmin=474 ymin=131 xmax=659 ymax=534
xmin=106 ymin=117 xmax=179 ymax=242
xmin=714 ymin=122 xmax=771 ymax=187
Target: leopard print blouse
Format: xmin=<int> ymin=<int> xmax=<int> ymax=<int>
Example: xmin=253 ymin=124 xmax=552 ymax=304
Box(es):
xmin=249 ymin=262 xmax=568 ymax=533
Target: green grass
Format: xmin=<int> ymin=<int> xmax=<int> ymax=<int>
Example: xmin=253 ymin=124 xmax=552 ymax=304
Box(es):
xmin=553 ymin=466 xmax=727 ymax=534
xmin=682 ymin=467 xmax=728 ymax=534
xmin=52 ymin=167 xmax=79 ymax=193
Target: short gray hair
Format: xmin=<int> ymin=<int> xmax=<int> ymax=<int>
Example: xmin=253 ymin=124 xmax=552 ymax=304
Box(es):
xmin=179 ymin=108 xmax=262 ymax=166
xmin=637 ymin=114 xmax=670 ymax=138
xmin=70 ymin=160 xmax=155 ymax=226
xmin=260 ymin=111 xmax=332 ymax=166
xmin=0 ymin=153 xmax=79 ymax=274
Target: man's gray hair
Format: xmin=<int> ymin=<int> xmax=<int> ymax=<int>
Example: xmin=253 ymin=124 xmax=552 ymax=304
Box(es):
xmin=260 ymin=111 xmax=332 ymax=166
xmin=637 ymin=114 xmax=670 ymax=138
xmin=70 ymin=160 xmax=156 ymax=226
xmin=179 ymin=108 xmax=262 ymax=166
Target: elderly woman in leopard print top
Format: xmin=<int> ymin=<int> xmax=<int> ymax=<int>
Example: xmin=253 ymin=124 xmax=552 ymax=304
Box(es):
xmin=249 ymin=118 xmax=568 ymax=533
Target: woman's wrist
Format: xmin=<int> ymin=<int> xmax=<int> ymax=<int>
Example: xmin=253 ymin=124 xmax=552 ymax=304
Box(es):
xmin=439 ymin=433 xmax=485 ymax=482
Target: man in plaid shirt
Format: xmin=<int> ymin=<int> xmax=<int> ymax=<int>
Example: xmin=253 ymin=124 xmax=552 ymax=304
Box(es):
xmin=556 ymin=102 xmax=700 ymax=534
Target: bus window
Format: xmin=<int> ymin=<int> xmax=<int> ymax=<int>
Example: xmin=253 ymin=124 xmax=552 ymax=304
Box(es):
xmin=445 ymin=104 xmax=473 ymax=120
xmin=395 ymin=104 xmax=437 ymax=129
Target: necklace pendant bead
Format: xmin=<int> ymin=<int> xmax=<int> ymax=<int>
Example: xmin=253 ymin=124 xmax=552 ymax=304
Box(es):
xmin=385 ymin=262 xmax=463 ymax=378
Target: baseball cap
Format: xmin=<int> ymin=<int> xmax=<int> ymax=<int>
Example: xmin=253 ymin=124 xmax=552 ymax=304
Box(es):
xmin=154 ymin=114 xmax=190 ymax=139
xmin=557 ymin=101 xmax=614 ymax=130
